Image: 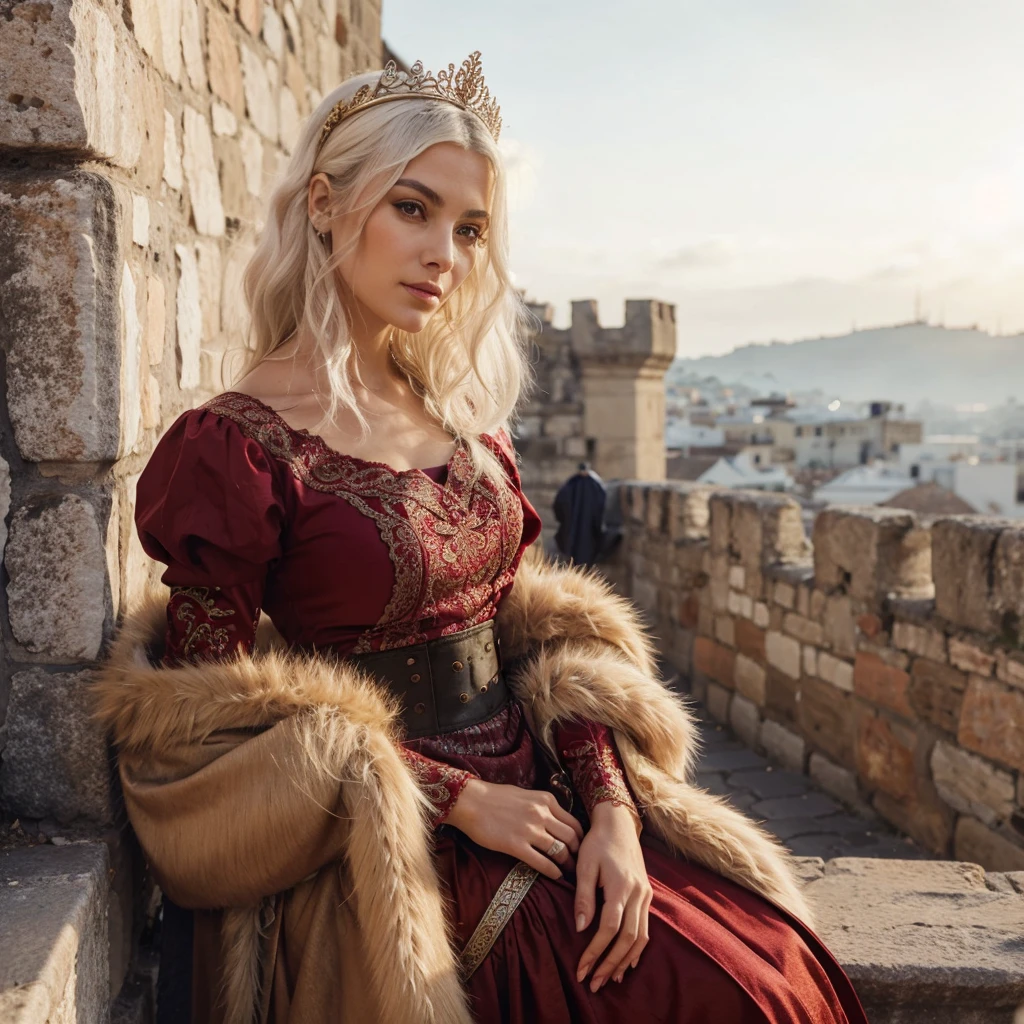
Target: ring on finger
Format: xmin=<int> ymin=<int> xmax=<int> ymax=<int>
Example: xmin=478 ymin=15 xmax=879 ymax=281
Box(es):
xmin=546 ymin=839 xmax=566 ymax=858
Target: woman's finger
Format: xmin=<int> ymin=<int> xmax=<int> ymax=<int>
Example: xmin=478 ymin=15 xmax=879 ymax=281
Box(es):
xmin=577 ymin=898 xmax=624 ymax=985
xmin=617 ymin=890 xmax=653 ymax=980
xmin=550 ymin=801 xmax=585 ymax=842
xmin=590 ymin=891 xmax=642 ymax=991
xmin=518 ymin=844 xmax=563 ymax=881
xmin=532 ymin=829 xmax=574 ymax=869
xmin=573 ymin=855 xmax=600 ymax=939
xmin=546 ymin=816 xmax=582 ymax=855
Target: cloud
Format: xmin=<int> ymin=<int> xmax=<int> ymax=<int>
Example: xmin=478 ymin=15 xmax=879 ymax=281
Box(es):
xmin=656 ymin=238 xmax=736 ymax=271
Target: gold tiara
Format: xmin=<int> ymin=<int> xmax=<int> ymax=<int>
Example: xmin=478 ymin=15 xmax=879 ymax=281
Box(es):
xmin=317 ymin=51 xmax=502 ymax=151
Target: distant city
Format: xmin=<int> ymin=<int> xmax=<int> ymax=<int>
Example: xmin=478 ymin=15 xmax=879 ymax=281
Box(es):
xmin=665 ymin=321 xmax=1024 ymax=523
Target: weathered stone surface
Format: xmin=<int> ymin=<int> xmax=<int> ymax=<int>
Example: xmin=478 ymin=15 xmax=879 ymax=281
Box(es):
xmin=954 ymin=817 xmax=1024 ymax=872
xmin=761 ymin=718 xmax=806 ymax=772
xmin=175 ymin=244 xmax=203 ymax=389
xmin=909 ymin=658 xmax=967 ymax=733
xmin=991 ymin=526 xmax=1024 ymax=646
xmin=766 ymin=630 xmax=801 ymax=679
xmin=158 ymin=0 xmax=183 ymax=83
xmin=0 ymin=0 xmax=144 ymax=165
xmin=241 ymin=45 xmax=279 ymax=141
xmin=6 ymin=496 xmax=108 ymax=661
xmin=238 ymin=0 xmax=264 ymax=35
xmin=207 ymin=6 xmax=246 ymax=117
xmin=823 ymin=594 xmax=857 ymax=657
xmin=817 ymin=651 xmax=854 ymax=692
xmin=959 ymin=677 xmax=1024 ymax=772
xmin=0 ymin=668 xmax=111 ymax=822
xmin=814 ymin=507 xmax=933 ymax=606
xmin=667 ymin=485 xmax=711 ymax=542
xmin=809 ymin=753 xmax=869 ymax=813
xmin=693 ymin=637 xmax=735 ymax=689
xmin=857 ymin=712 xmax=917 ymax=801
xmin=714 ymin=614 xmax=735 ymax=647
xmin=146 ymin=273 xmax=166 ymax=366
xmin=932 ymin=518 xmax=1006 ymax=634
xmin=212 ymin=101 xmax=239 ymax=137
xmin=995 ymin=651 xmax=1024 ymax=691
xmin=854 ymin=651 xmax=913 ymax=718
xmin=705 ymin=681 xmax=731 ymax=724
xmin=0 ymin=172 xmax=127 ymax=462
xmin=734 ymin=619 xmax=765 ymax=661
xmin=949 ymin=637 xmax=996 ymax=677
xmin=734 ymin=654 xmax=766 ymax=705
xmin=118 ymin=263 xmax=143 ymax=456
xmin=182 ymin=107 xmax=226 ymax=238
xmin=799 ymin=677 xmax=856 ymax=766
xmin=163 ymin=109 xmax=184 ymax=191
xmin=0 ymin=845 xmax=110 ymax=1024
xmin=931 ymin=741 xmax=1016 ymax=827
xmin=729 ymin=693 xmax=761 ymax=748
xmin=784 ymin=612 xmax=824 ymax=646
xmin=806 ymin=858 xmax=1024 ymax=1018
xmin=893 ymin=620 xmax=947 ymax=662
xmin=180 ymin=0 xmax=207 ymax=92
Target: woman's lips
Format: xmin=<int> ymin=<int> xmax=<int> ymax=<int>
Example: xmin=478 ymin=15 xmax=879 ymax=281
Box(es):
xmin=402 ymin=283 xmax=441 ymax=303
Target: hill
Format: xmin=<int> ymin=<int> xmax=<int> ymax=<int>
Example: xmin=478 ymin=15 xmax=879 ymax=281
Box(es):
xmin=671 ymin=323 xmax=1023 ymax=408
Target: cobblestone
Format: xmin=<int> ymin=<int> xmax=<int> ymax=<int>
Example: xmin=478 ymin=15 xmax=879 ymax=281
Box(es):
xmin=692 ymin=708 xmax=928 ymax=861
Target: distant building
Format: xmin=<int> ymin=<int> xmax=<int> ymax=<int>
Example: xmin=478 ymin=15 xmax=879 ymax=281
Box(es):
xmin=697 ymin=453 xmax=794 ymax=492
xmin=784 ymin=401 xmax=922 ymax=469
xmin=880 ymin=483 xmax=978 ymax=516
xmin=813 ymin=464 xmax=914 ymax=505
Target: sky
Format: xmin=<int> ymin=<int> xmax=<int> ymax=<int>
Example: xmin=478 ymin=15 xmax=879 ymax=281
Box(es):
xmin=380 ymin=1 xmax=1024 ymax=357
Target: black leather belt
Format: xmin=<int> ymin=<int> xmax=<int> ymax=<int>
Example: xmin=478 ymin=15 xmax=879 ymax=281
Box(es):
xmin=346 ymin=620 xmax=507 ymax=739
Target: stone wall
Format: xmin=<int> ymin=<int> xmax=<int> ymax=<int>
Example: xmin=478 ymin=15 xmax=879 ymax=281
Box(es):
xmin=0 ymin=0 xmax=381 ymax=1015
xmin=605 ymin=484 xmax=1024 ymax=871
xmin=516 ymin=298 xmax=675 ymax=549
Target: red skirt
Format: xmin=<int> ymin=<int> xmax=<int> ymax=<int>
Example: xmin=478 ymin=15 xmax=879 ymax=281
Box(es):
xmin=436 ymin=832 xmax=868 ymax=1024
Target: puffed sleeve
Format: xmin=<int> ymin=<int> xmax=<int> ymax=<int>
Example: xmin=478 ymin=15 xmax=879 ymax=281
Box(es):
xmin=487 ymin=426 xmax=542 ymax=552
xmin=135 ymin=407 xmax=286 ymax=665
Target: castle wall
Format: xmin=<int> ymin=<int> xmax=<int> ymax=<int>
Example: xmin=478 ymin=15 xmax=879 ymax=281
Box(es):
xmin=0 ymin=0 xmax=381 ymax=1011
xmin=604 ymin=485 xmax=1024 ymax=870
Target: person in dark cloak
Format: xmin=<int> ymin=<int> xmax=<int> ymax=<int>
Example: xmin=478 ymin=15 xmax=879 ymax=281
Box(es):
xmin=553 ymin=462 xmax=611 ymax=566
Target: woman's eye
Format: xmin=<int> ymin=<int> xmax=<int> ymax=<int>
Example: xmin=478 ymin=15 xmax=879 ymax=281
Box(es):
xmin=458 ymin=224 xmax=485 ymax=244
xmin=395 ymin=200 xmax=423 ymax=217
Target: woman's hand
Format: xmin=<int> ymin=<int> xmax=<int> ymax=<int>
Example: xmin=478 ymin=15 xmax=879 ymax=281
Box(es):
xmin=574 ymin=802 xmax=653 ymax=992
xmin=446 ymin=779 xmax=584 ymax=879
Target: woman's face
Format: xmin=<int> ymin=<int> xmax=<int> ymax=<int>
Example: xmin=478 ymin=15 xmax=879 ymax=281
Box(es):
xmin=320 ymin=142 xmax=493 ymax=336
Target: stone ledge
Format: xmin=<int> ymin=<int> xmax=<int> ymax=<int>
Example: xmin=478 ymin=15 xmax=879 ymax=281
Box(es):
xmin=799 ymin=857 xmax=1024 ymax=1023
xmin=0 ymin=843 xmax=110 ymax=1024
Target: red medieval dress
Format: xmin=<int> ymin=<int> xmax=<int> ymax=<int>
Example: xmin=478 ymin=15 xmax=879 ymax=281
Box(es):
xmin=135 ymin=391 xmax=868 ymax=1024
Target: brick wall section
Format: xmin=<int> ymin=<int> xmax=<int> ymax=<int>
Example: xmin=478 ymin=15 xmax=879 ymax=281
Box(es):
xmin=604 ymin=484 xmax=1024 ymax=872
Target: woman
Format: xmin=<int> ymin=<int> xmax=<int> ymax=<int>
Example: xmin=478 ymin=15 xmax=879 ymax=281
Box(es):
xmin=95 ymin=54 xmax=867 ymax=1024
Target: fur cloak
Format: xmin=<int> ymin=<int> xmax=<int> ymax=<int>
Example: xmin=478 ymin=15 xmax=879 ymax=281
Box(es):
xmin=93 ymin=552 xmax=810 ymax=1024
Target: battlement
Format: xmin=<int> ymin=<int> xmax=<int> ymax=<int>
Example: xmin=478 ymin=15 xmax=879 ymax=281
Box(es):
xmin=604 ymin=484 xmax=1024 ymax=873
xmin=570 ymin=298 xmax=677 ymax=367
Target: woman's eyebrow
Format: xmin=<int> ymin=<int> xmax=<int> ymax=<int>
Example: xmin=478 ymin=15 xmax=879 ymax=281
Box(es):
xmin=394 ymin=178 xmax=489 ymax=219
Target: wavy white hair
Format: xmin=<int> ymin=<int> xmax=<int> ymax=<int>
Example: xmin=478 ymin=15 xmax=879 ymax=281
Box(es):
xmin=232 ymin=69 xmax=535 ymax=484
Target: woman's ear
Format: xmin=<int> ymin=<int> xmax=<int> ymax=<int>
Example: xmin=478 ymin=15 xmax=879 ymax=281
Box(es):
xmin=308 ymin=173 xmax=332 ymax=233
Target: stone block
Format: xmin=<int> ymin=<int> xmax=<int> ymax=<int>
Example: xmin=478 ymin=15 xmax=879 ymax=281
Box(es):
xmin=708 ymin=494 xmax=730 ymax=554
xmin=823 ymin=594 xmax=857 ymax=657
xmin=705 ymin=681 xmax=731 ymax=725
xmin=693 ymin=637 xmax=734 ymax=689
xmin=765 ymin=630 xmax=801 ymax=680
xmin=958 ymin=677 xmax=1024 ymax=772
xmin=774 ymin=581 xmax=795 ymax=609
xmin=714 ymin=615 xmax=735 ymax=647
xmin=146 ymin=273 xmax=167 ymax=366
xmin=242 ymin=45 xmax=279 ymax=142
xmin=643 ymin=486 xmax=668 ymax=533
xmin=163 ymin=109 xmax=184 ymax=191
xmin=799 ymin=677 xmax=856 ymax=766
xmin=6 ymin=496 xmax=108 ymax=661
xmin=734 ymin=654 xmax=767 ymax=706
xmin=182 ymin=107 xmax=226 ymax=238
xmin=856 ymin=612 xmax=883 ymax=639
xmin=118 ymin=263 xmax=143 ymax=456
xmin=932 ymin=517 xmax=1006 ymax=633
xmin=931 ymin=741 xmax=1016 ymax=827
xmin=753 ymin=602 xmax=770 ymax=628
xmin=783 ymin=612 xmax=824 ymax=646
xmin=760 ymin=718 xmax=806 ymax=772
xmin=857 ymin=711 xmax=917 ymax=801
xmin=808 ymin=753 xmax=869 ymax=813
xmin=712 ymin=492 xmax=808 ymax=572
xmin=238 ymin=0 xmax=264 ymax=35
xmin=893 ymin=620 xmax=947 ymax=662
xmin=0 ymin=845 xmax=110 ymax=1024
xmin=181 ymin=0 xmax=207 ymax=92
xmin=805 ymin=858 xmax=1024 ymax=1019
xmin=908 ymin=658 xmax=967 ymax=733
xmin=996 ymin=651 xmax=1024 ymax=691
xmin=0 ymin=668 xmax=111 ymax=822
xmin=814 ymin=507 xmax=932 ymax=607
xmin=817 ymin=651 xmax=854 ymax=692
xmin=0 ymin=0 xmax=144 ymax=166
xmin=992 ymin=526 xmax=1024 ymax=646
xmin=949 ymin=637 xmax=996 ymax=677
xmin=853 ymin=651 xmax=913 ymax=719
xmin=728 ymin=565 xmax=745 ymax=590
xmin=954 ymin=816 xmax=1024 ymax=872
xmin=734 ymin=619 xmax=765 ymax=661
xmin=802 ymin=645 xmax=817 ymax=678
xmin=208 ymin=6 xmax=246 ymax=117
xmin=175 ymin=244 xmax=203 ymax=389
xmin=729 ymin=694 xmax=761 ymax=748
xmin=0 ymin=172 xmax=129 ymax=461
xmin=765 ymin=666 xmax=799 ymax=726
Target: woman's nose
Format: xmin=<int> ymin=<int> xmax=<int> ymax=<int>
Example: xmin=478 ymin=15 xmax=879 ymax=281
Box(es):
xmin=423 ymin=228 xmax=455 ymax=273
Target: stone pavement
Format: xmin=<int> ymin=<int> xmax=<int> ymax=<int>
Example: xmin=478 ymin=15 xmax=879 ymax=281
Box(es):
xmin=691 ymin=708 xmax=929 ymax=861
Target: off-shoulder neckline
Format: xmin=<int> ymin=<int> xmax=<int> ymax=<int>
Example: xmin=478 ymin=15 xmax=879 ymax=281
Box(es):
xmin=215 ymin=391 xmax=460 ymax=481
